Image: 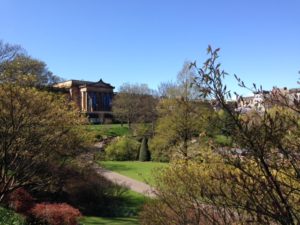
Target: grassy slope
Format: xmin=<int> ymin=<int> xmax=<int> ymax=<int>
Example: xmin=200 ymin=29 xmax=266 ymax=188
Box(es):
xmin=99 ymin=161 xmax=168 ymax=186
xmin=84 ymin=124 xmax=129 ymax=138
xmin=80 ymin=217 xmax=138 ymax=225
xmin=80 ymin=191 xmax=146 ymax=225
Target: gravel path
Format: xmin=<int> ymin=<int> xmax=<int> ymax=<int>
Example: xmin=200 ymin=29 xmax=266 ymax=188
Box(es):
xmin=93 ymin=165 xmax=156 ymax=198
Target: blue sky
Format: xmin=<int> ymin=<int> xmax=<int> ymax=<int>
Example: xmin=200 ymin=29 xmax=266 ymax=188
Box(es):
xmin=0 ymin=0 xmax=299 ymax=95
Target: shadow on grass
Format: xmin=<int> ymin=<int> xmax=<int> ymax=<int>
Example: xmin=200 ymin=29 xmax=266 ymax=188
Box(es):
xmin=80 ymin=216 xmax=139 ymax=225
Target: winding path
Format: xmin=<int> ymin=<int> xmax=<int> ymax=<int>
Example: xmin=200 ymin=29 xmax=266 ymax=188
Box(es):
xmin=93 ymin=165 xmax=156 ymax=198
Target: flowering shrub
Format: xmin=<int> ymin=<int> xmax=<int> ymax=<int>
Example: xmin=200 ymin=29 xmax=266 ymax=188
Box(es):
xmin=8 ymin=188 xmax=34 ymax=214
xmin=30 ymin=203 xmax=82 ymax=225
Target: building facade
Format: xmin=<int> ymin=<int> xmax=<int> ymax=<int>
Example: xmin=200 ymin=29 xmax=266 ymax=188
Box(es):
xmin=54 ymin=79 xmax=115 ymax=123
xmin=236 ymin=87 xmax=300 ymax=113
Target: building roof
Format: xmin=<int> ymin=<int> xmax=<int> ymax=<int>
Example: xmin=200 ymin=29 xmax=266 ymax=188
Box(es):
xmin=79 ymin=79 xmax=114 ymax=89
xmin=54 ymin=78 xmax=114 ymax=89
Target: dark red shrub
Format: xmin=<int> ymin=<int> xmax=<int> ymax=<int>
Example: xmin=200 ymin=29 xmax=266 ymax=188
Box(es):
xmin=30 ymin=203 xmax=82 ymax=225
xmin=8 ymin=188 xmax=35 ymax=214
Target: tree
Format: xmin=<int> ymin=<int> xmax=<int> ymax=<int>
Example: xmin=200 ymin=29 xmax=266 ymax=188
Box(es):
xmin=0 ymin=80 xmax=87 ymax=202
xmin=151 ymin=62 xmax=212 ymax=161
xmin=0 ymin=40 xmax=61 ymax=86
xmin=139 ymin=137 xmax=151 ymax=161
xmin=112 ymin=83 xmax=158 ymax=129
xmin=0 ymin=40 xmax=24 ymax=64
xmin=0 ymin=55 xmax=61 ymax=86
xmin=142 ymin=47 xmax=300 ymax=225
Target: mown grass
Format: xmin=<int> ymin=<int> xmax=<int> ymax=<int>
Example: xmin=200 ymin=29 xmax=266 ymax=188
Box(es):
xmin=80 ymin=216 xmax=138 ymax=225
xmin=83 ymin=124 xmax=129 ymax=141
xmin=80 ymin=190 xmax=146 ymax=225
xmin=99 ymin=161 xmax=168 ymax=186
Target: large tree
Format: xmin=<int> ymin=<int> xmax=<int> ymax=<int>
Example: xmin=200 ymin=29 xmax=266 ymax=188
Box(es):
xmin=0 ymin=82 xmax=87 ymax=202
xmin=112 ymin=83 xmax=157 ymax=129
xmin=0 ymin=40 xmax=85 ymax=202
xmin=151 ymin=62 xmax=212 ymax=161
xmin=0 ymin=40 xmax=61 ymax=86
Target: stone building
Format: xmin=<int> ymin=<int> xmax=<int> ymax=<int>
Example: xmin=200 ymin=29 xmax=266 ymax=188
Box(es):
xmin=54 ymin=79 xmax=114 ymax=123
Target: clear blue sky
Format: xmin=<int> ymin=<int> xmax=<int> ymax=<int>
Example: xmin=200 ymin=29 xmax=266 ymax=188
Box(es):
xmin=1 ymin=0 xmax=299 ymax=95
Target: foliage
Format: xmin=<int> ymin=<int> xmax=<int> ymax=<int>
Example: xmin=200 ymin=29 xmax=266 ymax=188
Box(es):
xmin=213 ymin=134 xmax=232 ymax=147
xmin=193 ymin=47 xmax=300 ymax=224
xmin=32 ymin=162 xmax=128 ymax=217
xmin=0 ymin=82 xmax=88 ymax=202
xmin=0 ymin=55 xmax=61 ymax=86
xmin=151 ymin=62 xmax=213 ymax=161
xmin=105 ymin=136 xmax=140 ymax=161
xmin=139 ymin=137 xmax=151 ymax=161
xmin=7 ymin=188 xmax=35 ymax=214
xmin=142 ymin=47 xmax=300 ymax=225
xmin=29 ymin=203 xmax=82 ymax=225
xmin=112 ymin=83 xmax=158 ymax=129
xmin=139 ymin=158 xmax=238 ymax=225
xmin=0 ymin=40 xmax=24 ymax=68
xmin=0 ymin=40 xmax=61 ymax=87
xmin=0 ymin=206 xmax=25 ymax=225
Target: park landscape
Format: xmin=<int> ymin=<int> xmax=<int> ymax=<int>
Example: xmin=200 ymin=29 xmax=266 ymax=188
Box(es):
xmin=1 ymin=1 xmax=300 ymax=225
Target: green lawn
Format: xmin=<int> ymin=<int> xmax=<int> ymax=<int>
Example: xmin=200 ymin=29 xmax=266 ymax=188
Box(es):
xmin=99 ymin=161 xmax=168 ymax=186
xmin=83 ymin=124 xmax=129 ymax=141
xmin=80 ymin=216 xmax=138 ymax=225
xmin=80 ymin=190 xmax=146 ymax=225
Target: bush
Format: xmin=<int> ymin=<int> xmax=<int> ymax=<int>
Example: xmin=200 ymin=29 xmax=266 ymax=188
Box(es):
xmin=148 ymin=138 xmax=171 ymax=162
xmin=63 ymin=167 xmax=127 ymax=216
xmin=29 ymin=203 xmax=81 ymax=225
xmin=0 ymin=207 xmax=25 ymax=225
xmin=7 ymin=188 xmax=35 ymax=214
xmin=214 ymin=134 xmax=232 ymax=147
xmin=105 ymin=136 xmax=140 ymax=161
xmin=33 ymin=163 xmax=128 ymax=217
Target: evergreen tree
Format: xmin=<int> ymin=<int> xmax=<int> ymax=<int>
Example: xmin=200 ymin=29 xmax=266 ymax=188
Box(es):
xmin=139 ymin=137 xmax=151 ymax=161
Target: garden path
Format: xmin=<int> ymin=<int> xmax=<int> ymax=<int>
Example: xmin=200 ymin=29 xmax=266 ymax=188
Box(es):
xmin=93 ymin=165 xmax=156 ymax=198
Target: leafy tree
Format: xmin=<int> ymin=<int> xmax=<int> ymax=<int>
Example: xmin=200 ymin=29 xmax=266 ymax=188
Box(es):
xmin=151 ymin=62 xmax=212 ymax=161
xmin=0 ymin=55 xmax=61 ymax=86
xmin=139 ymin=137 xmax=151 ymax=161
xmin=0 ymin=40 xmax=61 ymax=86
xmin=105 ymin=136 xmax=140 ymax=161
xmin=112 ymin=83 xmax=158 ymax=130
xmin=0 ymin=80 xmax=87 ymax=202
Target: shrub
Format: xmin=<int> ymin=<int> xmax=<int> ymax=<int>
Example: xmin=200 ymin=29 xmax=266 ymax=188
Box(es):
xmin=139 ymin=137 xmax=151 ymax=161
xmin=33 ymin=163 xmax=128 ymax=217
xmin=64 ymin=167 xmax=128 ymax=216
xmin=105 ymin=136 xmax=140 ymax=161
xmin=7 ymin=188 xmax=35 ymax=214
xmin=148 ymin=138 xmax=171 ymax=162
xmin=29 ymin=203 xmax=81 ymax=225
xmin=214 ymin=134 xmax=232 ymax=147
xmin=0 ymin=207 xmax=25 ymax=225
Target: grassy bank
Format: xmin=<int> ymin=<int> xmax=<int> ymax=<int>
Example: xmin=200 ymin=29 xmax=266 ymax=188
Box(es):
xmin=80 ymin=190 xmax=146 ymax=225
xmin=83 ymin=124 xmax=129 ymax=140
xmin=99 ymin=161 xmax=168 ymax=186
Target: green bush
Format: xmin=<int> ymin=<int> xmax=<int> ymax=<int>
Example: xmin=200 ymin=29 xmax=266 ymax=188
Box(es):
xmin=148 ymin=138 xmax=171 ymax=162
xmin=0 ymin=207 xmax=25 ymax=225
xmin=105 ymin=136 xmax=140 ymax=161
xmin=214 ymin=134 xmax=232 ymax=147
